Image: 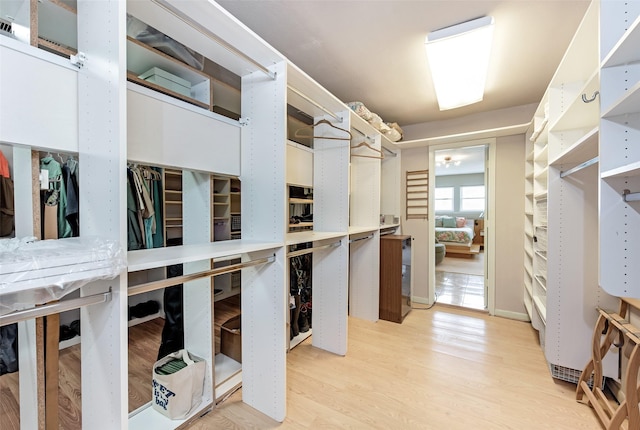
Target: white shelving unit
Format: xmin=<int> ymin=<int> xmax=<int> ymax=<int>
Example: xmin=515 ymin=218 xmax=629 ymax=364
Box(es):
xmin=348 ymin=112 xmax=382 ymax=322
xmin=599 ymin=0 xmax=640 ymax=299
xmin=0 ymin=0 xmax=400 ymax=427
xmin=523 ymin=123 xmax=535 ymax=321
xmin=526 ymin=0 xmax=619 ymax=384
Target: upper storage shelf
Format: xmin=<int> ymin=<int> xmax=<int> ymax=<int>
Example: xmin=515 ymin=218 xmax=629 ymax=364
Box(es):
xmin=127 ymin=0 xmax=284 ymax=79
xmin=126 ymin=13 xmax=242 ymax=118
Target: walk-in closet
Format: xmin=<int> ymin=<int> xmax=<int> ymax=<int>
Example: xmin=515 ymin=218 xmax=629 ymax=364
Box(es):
xmin=3 ymin=0 xmax=640 ymax=429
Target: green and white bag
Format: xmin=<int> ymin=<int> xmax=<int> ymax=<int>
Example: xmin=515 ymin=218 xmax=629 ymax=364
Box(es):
xmin=152 ymin=349 xmax=205 ymax=420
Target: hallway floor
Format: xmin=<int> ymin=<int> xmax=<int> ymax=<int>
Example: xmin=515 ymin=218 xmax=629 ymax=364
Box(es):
xmin=435 ymin=271 xmax=485 ymax=310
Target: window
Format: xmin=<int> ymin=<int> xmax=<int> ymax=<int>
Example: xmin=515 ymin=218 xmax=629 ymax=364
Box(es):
xmin=461 ymin=185 xmax=485 ymax=211
xmin=434 ymin=187 xmax=454 ymax=211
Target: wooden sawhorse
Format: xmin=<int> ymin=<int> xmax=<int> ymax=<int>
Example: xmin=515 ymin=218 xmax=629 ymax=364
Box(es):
xmin=576 ymin=301 xmax=640 ymax=430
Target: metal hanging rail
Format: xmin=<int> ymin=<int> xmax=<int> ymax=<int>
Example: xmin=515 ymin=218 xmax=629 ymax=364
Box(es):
xmin=0 ymin=291 xmax=112 ymax=327
xmin=128 ymin=255 xmax=275 ymax=297
xmin=623 ymin=189 xmax=640 ymax=203
xmin=382 ymin=146 xmax=398 ymax=157
xmin=287 ymin=85 xmax=343 ymax=123
xmin=287 ymin=241 xmax=341 ymax=258
xmin=349 ymin=234 xmax=374 ymax=244
xmin=152 ymin=0 xmax=277 ymax=80
xmin=352 ymin=127 xmax=376 ymax=144
xmin=560 ymin=157 xmax=598 ymax=178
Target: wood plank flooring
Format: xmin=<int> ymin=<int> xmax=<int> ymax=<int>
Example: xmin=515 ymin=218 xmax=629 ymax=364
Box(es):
xmin=193 ymin=306 xmax=603 ymax=429
xmin=1 ymin=305 xmax=603 ymax=429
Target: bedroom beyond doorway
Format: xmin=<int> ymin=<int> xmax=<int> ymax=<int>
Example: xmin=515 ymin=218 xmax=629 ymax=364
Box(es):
xmin=433 ymin=145 xmax=487 ymax=311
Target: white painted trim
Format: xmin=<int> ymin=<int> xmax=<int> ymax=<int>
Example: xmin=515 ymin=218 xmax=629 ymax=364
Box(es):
xmin=494 ymin=309 xmax=530 ymax=322
xmin=412 ymin=295 xmax=430 ymax=305
xmin=397 ymin=123 xmax=530 ymax=149
xmin=428 ymin=138 xmax=496 ymax=314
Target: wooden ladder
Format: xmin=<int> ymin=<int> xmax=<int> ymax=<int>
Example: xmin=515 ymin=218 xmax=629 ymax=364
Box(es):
xmin=576 ymin=300 xmax=640 ymax=430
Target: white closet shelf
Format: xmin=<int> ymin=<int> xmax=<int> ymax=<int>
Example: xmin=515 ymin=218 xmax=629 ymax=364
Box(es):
xmin=290 ymin=329 xmax=312 ymax=349
xmin=348 ymin=226 xmax=379 ymax=235
xmin=548 ymin=70 xmax=600 ymax=132
xmin=601 ymin=14 xmax=640 ymax=68
xmin=286 ymin=231 xmax=346 ymax=246
xmin=549 ymin=127 xmax=598 ymax=167
xmin=601 ymin=160 xmax=640 ymax=180
xmin=534 ymin=145 xmax=549 ymax=162
xmin=128 ymin=400 xmax=212 ymax=430
xmin=214 ymin=353 xmax=241 ymax=388
xmin=601 ymin=80 xmax=640 ymax=118
xmin=533 ymin=296 xmax=547 ymax=324
xmin=289 ymin=198 xmax=314 ymax=204
xmin=127 ymin=240 xmax=282 ymax=272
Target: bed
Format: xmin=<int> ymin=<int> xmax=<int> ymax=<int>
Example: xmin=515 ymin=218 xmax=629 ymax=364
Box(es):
xmin=435 ymin=216 xmax=479 ymax=257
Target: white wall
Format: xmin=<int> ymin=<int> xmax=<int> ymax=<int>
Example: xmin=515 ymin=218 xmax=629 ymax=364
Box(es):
xmin=493 ymin=134 xmax=526 ymax=317
xmin=399 ymin=134 xmax=526 ymax=316
xmin=402 ymin=103 xmax=536 ymax=141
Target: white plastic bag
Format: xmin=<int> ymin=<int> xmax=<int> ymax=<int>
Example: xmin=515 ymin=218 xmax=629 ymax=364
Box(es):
xmin=152 ymin=349 xmax=205 ymax=420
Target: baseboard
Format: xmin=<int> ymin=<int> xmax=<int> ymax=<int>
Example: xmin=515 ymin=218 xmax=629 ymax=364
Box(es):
xmin=412 ymin=296 xmax=430 ymax=305
xmin=494 ymin=309 xmax=530 ymax=322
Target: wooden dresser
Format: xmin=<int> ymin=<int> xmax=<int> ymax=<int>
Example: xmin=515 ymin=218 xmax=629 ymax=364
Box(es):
xmin=379 ymin=235 xmax=412 ymax=323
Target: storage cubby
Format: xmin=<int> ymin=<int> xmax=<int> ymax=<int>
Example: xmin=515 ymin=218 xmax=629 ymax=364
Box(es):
xmin=125 ymin=13 xmax=241 ymax=118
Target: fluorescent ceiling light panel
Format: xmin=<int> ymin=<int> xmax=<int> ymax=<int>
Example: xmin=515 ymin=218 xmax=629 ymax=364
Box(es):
xmin=425 ymin=16 xmax=494 ymax=111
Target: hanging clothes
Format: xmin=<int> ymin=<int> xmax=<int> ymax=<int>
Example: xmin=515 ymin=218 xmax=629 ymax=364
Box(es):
xmin=62 ymin=157 xmax=80 ymax=237
xmin=127 ymin=169 xmax=144 ymax=251
xmin=0 ymin=150 xmax=9 ymax=178
xmin=0 ymin=150 xmax=14 ymax=237
xmin=40 ymin=156 xmax=72 ymax=239
xmin=151 ymin=167 xmax=164 ymax=248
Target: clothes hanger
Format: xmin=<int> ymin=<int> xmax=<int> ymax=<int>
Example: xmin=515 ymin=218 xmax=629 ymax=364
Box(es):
xmin=350 ymin=140 xmax=384 ymax=159
xmin=294 ymin=119 xmax=353 ymax=141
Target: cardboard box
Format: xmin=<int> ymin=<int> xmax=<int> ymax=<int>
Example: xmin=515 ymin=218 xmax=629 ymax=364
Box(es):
xmin=220 ymin=314 xmax=241 ymax=363
xmin=139 ymin=67 xmax=192 ymax=97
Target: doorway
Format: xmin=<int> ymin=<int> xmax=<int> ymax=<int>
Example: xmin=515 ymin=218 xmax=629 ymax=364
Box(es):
xmin=429 ymin=140 xmax=495 ymax=312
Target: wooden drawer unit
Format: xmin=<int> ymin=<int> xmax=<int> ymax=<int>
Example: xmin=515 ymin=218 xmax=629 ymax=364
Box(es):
xmin=379 ymin=235 xmax=412 ymax=323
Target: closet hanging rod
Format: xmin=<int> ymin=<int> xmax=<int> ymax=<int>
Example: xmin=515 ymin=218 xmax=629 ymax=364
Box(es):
xmin=623 ymin=189 xmax=640 ymax=203
xmin=382 ymin=146 xmax=397 ymax=157
xmin=151 ymin=0 xmax=276 ymax=80
xmin=352 ymin=127 xmax=375 ymax=144
xmin=0 ymin=291 xmax=112 ymax=327
xmin=349 ymin=234 xmax=374 ymax=244
xmin=287 ymin=241 xmax=341 ymax=259
xmin=560 ymin=157 xmax=598 ymax=178
xmin=287 ymin=85 xmax=343 ymax=123
xmin=128 ymin=255 xmax=275 ymax=297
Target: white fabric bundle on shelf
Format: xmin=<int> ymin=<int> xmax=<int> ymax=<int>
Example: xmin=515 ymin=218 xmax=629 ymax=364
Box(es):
xmin=346 ymin=101 xmax=373 ymax=121
xmin=347 ymin=101 xmax=403 ymax=141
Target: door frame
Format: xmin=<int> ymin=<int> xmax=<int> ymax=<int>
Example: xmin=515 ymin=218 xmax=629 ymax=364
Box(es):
xmin=428 ymin=138 xmax=496 ymax=314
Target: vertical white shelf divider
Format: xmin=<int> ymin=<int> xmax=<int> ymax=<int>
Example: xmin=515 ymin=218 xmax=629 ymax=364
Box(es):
xmin=240 ymin=61 xmax=288 ymax=422
xmin=312 ymin=112 xmax=350 ymax=355
xmin=12 ymin=146 xmax=39 ymax=429
xmin=348 ymin=231 xmax=380 ymax=321
xmin=182 ymin=171 xmax=215 ymax=414
xmin=77 ymin=0 xmax=128 ymax=427
xmin=348 ymin=115 xmax=382 ymax=322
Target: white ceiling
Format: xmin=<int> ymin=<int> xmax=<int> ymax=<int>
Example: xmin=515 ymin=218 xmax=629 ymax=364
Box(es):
xmin=216 ymin=0 xmax=590 ymax=129
xmin=435 ymin=145 xmax=486 ymax=176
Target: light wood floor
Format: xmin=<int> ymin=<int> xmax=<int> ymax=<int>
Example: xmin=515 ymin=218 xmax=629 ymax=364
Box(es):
xmin=193 ymin=305 xmax=602 ymax=429
xmin=1 ymin=305 xmax=603 ymax=429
